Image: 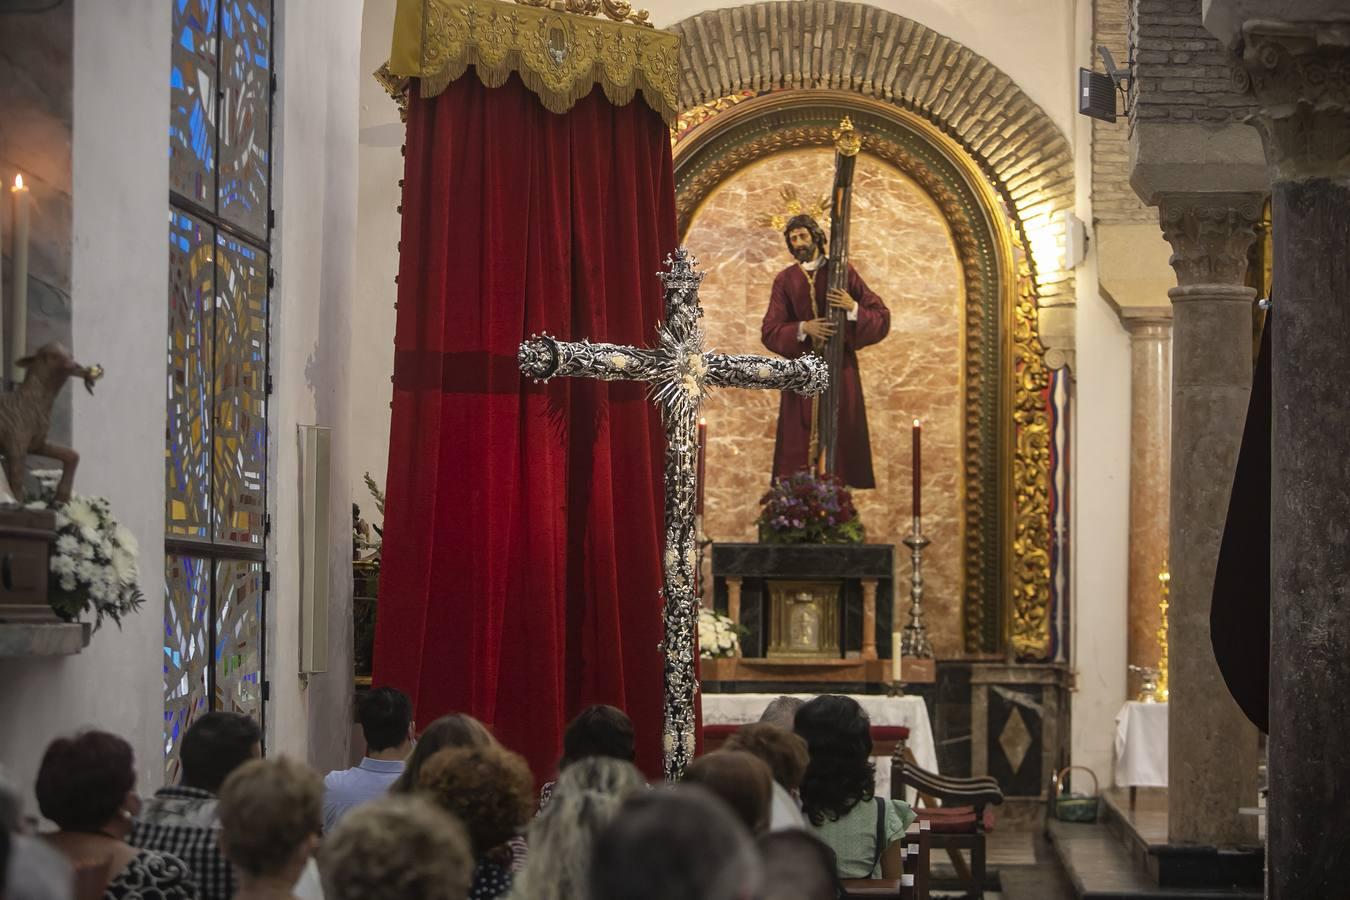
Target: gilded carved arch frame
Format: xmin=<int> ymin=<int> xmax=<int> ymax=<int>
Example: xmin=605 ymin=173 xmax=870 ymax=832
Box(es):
xmin=672 ymin=91 xmax=1053 ymax=658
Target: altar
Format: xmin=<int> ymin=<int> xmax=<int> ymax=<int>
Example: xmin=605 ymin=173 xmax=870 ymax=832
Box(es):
xmin=707 ymin=542 xmax=913 ymax=687
xmin=702 ymin=692 xmax=938 ymax=801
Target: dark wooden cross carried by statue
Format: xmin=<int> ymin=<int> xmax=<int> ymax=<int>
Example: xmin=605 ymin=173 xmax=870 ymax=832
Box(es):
xmin=518 ymin=248 xmax=826 ymax=779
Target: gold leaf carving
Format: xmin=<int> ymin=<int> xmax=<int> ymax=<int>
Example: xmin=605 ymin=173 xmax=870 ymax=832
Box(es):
xmin=1010 ymin=250 xmax=1052 ymax=660
xmin=383 ymin=0 xmax=679 ymax=124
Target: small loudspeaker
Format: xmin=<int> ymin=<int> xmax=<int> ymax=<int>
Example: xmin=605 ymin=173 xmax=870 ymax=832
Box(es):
xmin=300 ymin=425 xmax=332 ymax=675
xmin=1079 ymin=68 xmax=1117 ymax=123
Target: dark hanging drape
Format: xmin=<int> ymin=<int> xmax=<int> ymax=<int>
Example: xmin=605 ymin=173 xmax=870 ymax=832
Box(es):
xmin=373 ymin=71 xmax=676 ymax=782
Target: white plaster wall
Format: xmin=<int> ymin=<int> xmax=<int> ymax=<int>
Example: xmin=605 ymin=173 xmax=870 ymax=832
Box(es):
xmin=0 ymin=0 xmax=169 ymax=808
xmin=1068 ymin=0 xmax=1130 ymax=790
xmin=268 ymin=0 xmax=364 ymax=773
xmin=351 ymin=0 xmax=400 ymax=523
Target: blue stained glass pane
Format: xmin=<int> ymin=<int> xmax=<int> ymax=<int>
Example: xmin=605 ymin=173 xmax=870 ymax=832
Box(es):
xmin=167 ymin=209 xmax=214 ymax=541
xmin=214 ymin=559 xmax=263 ymax=720
xmin=218 ymin=0 xmax=270 ymax=238
xmin=170 ymin=0 xmax=218 ymax=205
xmin=213 ymin=233 xmax=267 ymax=546
xmin=164 ymin=554 xmax=211 ymax=781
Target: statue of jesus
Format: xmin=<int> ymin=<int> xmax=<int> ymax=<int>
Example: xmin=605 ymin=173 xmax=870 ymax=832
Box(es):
xmin=760 ymin=213 xmax=891 ymax=489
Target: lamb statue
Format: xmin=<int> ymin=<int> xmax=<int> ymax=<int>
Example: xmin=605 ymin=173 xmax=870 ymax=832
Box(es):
xmin=0 ymin=342 xmax=103 ymax=504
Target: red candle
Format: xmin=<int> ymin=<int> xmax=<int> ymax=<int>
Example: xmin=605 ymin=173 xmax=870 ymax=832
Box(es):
xmin=696 ymin=419 xmax=708 ymax=516
xmin=912 ymin=418 xmax=921 ymax=520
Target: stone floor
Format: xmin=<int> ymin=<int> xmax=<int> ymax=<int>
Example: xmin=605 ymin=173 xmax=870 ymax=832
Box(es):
xmin=928 ymin=829 xmax=1075 ymax=900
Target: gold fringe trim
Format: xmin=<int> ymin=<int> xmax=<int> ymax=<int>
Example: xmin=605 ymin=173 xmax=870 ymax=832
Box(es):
xmin=382 ymin=0 xmax=680 ymax=125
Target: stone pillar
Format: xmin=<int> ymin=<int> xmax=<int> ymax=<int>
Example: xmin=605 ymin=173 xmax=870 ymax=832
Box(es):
xmin=1121 ymin=312 xmax=1172 ymax=700
xmin=1157 ymin=193 xmax=1263 ymax=846
xmin=1214 ymin=13 xmax=1350 ymax=895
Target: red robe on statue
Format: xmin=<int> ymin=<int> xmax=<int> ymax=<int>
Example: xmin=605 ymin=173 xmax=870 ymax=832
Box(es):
xmin=761 ymin=261 xmax=890 ymax=489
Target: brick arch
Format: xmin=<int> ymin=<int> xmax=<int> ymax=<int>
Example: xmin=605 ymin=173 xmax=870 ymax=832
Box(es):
xmin=668 ymin=0 xmax=1076 ymax=363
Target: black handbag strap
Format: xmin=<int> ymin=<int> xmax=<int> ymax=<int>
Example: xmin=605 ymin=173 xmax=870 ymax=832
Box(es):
xmin=869 ymin=796 xmax=887 ymax=876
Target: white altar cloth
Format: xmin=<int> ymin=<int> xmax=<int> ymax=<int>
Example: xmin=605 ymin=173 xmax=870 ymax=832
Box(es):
xmin=702 ymin=693 xmax=938 ymax=802
xmin=1114 ymin=700 xmax=1168 ymax=787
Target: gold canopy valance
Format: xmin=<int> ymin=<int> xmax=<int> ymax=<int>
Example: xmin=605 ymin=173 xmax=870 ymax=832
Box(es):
xmin=383 ymin=0 xmax=681 ymax=124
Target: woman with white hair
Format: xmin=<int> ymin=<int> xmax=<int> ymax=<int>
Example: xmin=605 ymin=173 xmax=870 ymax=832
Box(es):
xmin=507 ymin=757 xmax=646 ymax=900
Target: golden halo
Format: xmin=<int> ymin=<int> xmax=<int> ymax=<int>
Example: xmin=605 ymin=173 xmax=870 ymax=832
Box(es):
xmin=755 ymin=186 xmax=831 ymax=233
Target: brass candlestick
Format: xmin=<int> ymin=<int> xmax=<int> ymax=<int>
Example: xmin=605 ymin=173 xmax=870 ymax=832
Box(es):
xmin=900 ymin=516 xmax=933 ymax=658
xmin=1155 ymin=561 xmax=1169 ymax=702
xmin=1129 ymin=561 xmax=1170 ymax=703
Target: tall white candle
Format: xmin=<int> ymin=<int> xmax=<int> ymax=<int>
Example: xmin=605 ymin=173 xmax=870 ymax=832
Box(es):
xmin=0 ymin=176 xmax=5 ymax=373
xmin=10 ymin=174 xmax=29 ymax=383
xmin=892 ymin=630 xmax=902 ymax=681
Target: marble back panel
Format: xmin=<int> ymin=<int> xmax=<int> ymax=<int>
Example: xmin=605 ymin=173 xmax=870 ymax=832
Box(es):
xmin=686 ymin=148 xmax=966 ymax=657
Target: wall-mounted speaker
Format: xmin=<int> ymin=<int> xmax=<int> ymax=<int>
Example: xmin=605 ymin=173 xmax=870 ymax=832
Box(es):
xmin=1078 ymin=68 xmax=1117 ymax=123
xmin=299 ymin=425 xmax=332 ymax=675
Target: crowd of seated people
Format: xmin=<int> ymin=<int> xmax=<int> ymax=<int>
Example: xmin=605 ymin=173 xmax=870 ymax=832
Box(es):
xmin=0 ymin=691 xmax=917 ymax=900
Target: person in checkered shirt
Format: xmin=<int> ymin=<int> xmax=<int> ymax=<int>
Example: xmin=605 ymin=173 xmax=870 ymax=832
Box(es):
xmin=130 ymin=713 xmax=324 ymax=900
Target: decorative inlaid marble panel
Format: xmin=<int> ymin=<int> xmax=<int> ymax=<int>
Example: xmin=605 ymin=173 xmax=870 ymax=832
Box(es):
xmin=687 ymin=148 xmax=965 ymax=656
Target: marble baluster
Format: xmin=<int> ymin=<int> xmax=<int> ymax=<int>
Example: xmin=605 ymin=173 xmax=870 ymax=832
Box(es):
xmin=1121 ymin=312 xmax=1172 ymax=700
xmin=1157 ymin=192 xmax=1263 ymax=847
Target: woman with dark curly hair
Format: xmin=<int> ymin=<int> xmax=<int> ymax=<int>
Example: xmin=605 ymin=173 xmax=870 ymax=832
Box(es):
xmin=418 ymin=744 xmax=534 ymax=900
xmin=36 ymin=731 xmax=198 ymax=899
xmin=794 ymin=695 xmax=914 ymax=879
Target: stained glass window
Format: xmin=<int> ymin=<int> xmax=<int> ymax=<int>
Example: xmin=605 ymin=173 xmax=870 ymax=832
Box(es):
xmin=167 ymin=210 xmax=214 ymax=541
xmin=164 ymin=553 xmax=211 ymax=781
xmin=166 ymin=0 xmax=272 ymax=769
xmin=213 ymin=235 xmax=267 ymax=547
xmin=218 ymin=0 xmax=271 ymax=238
xmin=214 ymin=559 xmax=263 ymax=719
xmin=170 ymin=0 xmax=218 ymax=205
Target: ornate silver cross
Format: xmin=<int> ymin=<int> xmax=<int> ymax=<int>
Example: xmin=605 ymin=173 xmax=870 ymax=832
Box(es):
xmin=518 ymin=248 xmax=827 ymax=779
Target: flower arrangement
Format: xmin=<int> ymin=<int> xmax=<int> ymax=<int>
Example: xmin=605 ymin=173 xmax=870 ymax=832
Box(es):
xmin=29 ymin=492 xmax=144 ymax=630
xmin=698 ymin=607 xmax=746 ymax=659
xmin=756 ymin=470 xmax=865 ymax=544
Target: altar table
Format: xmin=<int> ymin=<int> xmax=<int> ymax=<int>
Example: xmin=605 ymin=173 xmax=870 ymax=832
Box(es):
xmin=1114 ymin=700 xmax=1168 ymax=789
xmin=702 ymin=692 xmax=938 ymax=802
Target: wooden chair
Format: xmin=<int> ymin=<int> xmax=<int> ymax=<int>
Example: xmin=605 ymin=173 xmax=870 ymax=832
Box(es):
xmin=890 ymin=737 xmax=1003 ymax=900
xmin=840 ymin=878 xmax=903 ymax=898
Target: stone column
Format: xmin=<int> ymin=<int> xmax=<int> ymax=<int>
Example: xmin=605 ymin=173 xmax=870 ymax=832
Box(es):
xmin=1157 ymin=193 xmax=1263 ymax=846
xmin=1121 ymin=312 xmax=1172 ymax=700
xmin=1217 ymin=13 xmax=1350 ymax=895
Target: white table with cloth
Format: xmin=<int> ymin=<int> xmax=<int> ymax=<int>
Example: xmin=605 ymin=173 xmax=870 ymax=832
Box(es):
xmin=1114 ymin=700 xmax=1168 ymax=789
xmin=701 ymin=692 xmax=938 ymax=803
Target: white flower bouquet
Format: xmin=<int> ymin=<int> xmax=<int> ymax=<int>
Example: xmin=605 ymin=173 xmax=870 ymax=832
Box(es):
xmin=698 ymin=607 xmax=746 ymax=659
xmin=28 ymin=492 xmax=145 ymax=629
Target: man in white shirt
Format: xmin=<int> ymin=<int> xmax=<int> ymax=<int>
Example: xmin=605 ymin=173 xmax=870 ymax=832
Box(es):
xmin=322 ymin=686 xmax=414 ymax=832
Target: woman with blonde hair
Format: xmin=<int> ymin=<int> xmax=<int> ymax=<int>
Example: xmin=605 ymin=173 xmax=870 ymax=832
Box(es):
xmin=506 ymin=757 xmax=646 ymax=900
xmin=320 ymin=795 xmax=473 ymax=900
xmin=217 ymin=757 xmax=323 ymax=900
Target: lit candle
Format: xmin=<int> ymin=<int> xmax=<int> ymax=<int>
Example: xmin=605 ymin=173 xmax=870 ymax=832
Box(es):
xmin=892 ymin=630 xmax=901 ymax=681
xmin=911 ymin=418 xmax=922 ymax=520
xmin=10 ymin=174 xmax=29 ymax=383
xmin=695 ymin=418 xmax=707 ymax=516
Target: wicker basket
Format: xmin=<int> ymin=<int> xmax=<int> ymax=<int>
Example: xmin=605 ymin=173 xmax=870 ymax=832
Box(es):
xmin=1050 ymin=765 xmax=1100 ymax=823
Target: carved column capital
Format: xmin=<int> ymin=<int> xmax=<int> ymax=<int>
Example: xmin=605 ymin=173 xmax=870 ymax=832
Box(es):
xmin=1158 ymin=193 xmax=1264 ymax=288
xmin=1233 ymin=21 xmax=1350 ymax=182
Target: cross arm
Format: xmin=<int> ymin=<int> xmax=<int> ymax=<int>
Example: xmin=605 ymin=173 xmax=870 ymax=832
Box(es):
xmin=519 ymin=335 xmax=667 ymax=384
xmin=703 ymin=352 xmax=829 ymax=395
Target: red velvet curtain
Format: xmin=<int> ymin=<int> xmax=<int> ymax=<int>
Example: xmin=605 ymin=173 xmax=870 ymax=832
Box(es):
xmin=373 ymin=72 xmax=675 ymax=783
